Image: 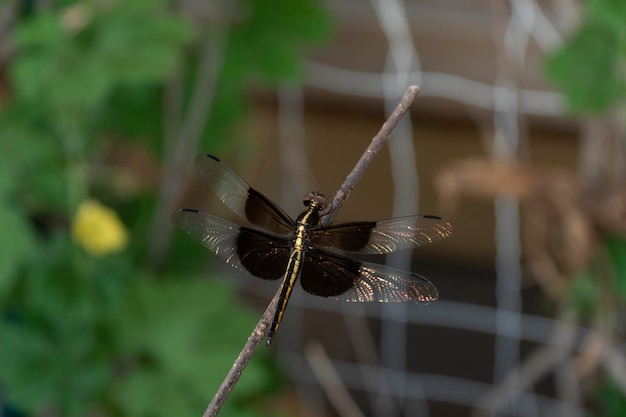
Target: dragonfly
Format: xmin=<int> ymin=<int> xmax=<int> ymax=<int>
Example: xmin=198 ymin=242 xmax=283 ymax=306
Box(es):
xmin=172 ymin=154 xmax=453 ymax=346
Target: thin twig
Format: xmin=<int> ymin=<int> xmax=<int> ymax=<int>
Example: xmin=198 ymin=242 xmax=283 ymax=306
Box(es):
xmin=344 ymin=311 xmax=392 ymax=412
xmin=472 ymin=306 xmax=578 ymax=417
xmin=305 ymin=341 xmax=367 ymax=417
xmin=0 ymin=1 xmax=18 ymax=67
xmin=321 ymin=84 xmax=420 ymax=227
xmin=203 ymin=84 xmax=421 ymax=416
xmin=203 ymin=289 xmax=280 ymax=417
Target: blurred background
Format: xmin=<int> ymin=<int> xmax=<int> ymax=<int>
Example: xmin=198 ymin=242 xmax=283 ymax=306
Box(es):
xmin=1 ymin=0 xmax=625 ymax=416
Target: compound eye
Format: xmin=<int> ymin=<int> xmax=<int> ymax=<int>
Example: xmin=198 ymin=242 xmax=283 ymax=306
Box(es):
xmin=303 ymin=199 xmax=310 ymax=206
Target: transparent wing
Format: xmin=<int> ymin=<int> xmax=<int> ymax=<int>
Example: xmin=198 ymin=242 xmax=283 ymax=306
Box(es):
xmin=172 ymin=208 xmax=290 ymax=280
xmin=310 ymin=215 xmax=452 ymax=254
xmin=194 ymin=154 xmax=294 ymax=234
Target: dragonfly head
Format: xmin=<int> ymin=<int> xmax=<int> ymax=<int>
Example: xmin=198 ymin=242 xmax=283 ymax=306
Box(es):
xmin=303 ymin=191 xmax=327 ymax=212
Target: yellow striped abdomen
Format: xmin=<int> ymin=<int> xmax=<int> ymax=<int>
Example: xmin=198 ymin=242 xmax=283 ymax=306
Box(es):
xmin=265 ymin=211 xmax=314 ymax=347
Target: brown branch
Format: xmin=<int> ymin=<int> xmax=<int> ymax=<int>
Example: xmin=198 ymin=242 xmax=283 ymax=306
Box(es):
xmin=203 ymin=84 xmax=420 ymax=416
xmin=321 ymin=84 xmax=421 ymax=227
xmin=202 ymin=289 xmax=280 ymax=417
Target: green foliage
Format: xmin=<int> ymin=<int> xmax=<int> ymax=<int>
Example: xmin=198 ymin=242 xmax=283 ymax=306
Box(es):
xmin=200 ymin=0 xmax=331 ymax=150
xmin=226 ymin=0 xmax=330 ymax=83
xmin=546 ymin=21 xmax=622 ymax=112
xmin=0 ymin=0 xmax=330 ymax=416
xmin=112 ymin=277 xmax=279 ymax=417
xmin=567 ymin=237 xmax=626 ymax=316
xmin=588 ymin=0 xmax=626 ymax=35
xmin=0 ymin=162 xmax=35 ymax=296
xmin=12 ymin=0 xmax=192 ymax=117
xmin=605 ymin=237 xmax=626 ymax=301
xmin=0 ymin=235 xmax=128 ymax=416
xmin=546 ymin=0 xmax=626 ymax=112
xmin=568 ymin=270 xmax=600 ymax=316
xmin=0 ymin=112 xmax=69 ymax=212
xmin=596 ymin=378 xmax=626 ymax=417
xmin=0 ymin=240 xmax=278 ymax=417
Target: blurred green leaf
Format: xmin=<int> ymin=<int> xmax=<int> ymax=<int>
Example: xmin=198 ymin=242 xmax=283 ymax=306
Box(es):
xmin=0 ymin=119 xmax=68 ymax=212
xmin=113 ymin=275 xmax=278 ymax=417
xmin=0 ymin=311 xmax=112 ymax=417
xmin=11 ymin=0 xmax=193 ymax=116
xmin=0 ymin=322 xmax=58 ymax=413
xmin=0 ymin=162 xmax=35 ymax=296
xmin=199 ymin=0 xmax=331 ymax=149
xmin=546 ymin=21 xmax=622 ymax=112
xmin=93 ymin=0 xmax=193 ymax=85
xmin=567 ymin=270 xmax=601 ymax=315
xmin=227 ymin=0 xmax=330 ymax=82
xmin=589 ymin=0 xmax=626 ymax=34
xmin=98 ymin=86 xmax=163 ymax=145
xmin=568 ymin=237 xmax=626 ymax=313
xmin=21 ymin=235 xmax=129 ymax=325
xmin=605 ymin=237 xmax=626 ymax=301
xmin=0 ymin=234 xmax=127 ymax=416
xmin=117 ymin=369 xmax=202 ymax=417
xmin=597 ymin=378 xmax=626 ymax=417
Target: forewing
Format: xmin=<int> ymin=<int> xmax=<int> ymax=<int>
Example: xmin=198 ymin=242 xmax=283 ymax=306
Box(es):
xmin=194 ymin=154 xmax=294 ymax=234
xmin=172 ymin=208 xmax=290 ymax=280
xmin=300 ymin=248 xmax=438 ymax=303
xmin=310 ymin=215 xmax=452 ymax=254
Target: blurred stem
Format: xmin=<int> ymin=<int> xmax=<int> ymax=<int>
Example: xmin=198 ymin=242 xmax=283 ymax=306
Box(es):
xmin=58 ymin=117 xmax=88 ymax=215
xmin=57 ymin=115 xmax=89 ymax=273
xmin=595 ymin=241 xmax=619 ymax=334
xmin=163 ymin=66 xmax=184 ymax=153
xmin=147 ymin=2 xmax=235 ymax=266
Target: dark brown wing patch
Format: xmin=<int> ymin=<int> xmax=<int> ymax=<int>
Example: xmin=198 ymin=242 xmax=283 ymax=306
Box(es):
xmin=299 ymin=247 xmax=438 ymax=303
xmin=299 ymin=248 xmax=361 ymax=297
xmin=236 ymin=227 xmax=291 ymax=280
xmin=172 ymin=208 xmax=290 ymax=280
